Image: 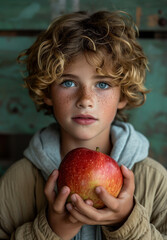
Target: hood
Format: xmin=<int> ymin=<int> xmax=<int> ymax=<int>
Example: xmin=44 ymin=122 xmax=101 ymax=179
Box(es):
xmin=24 ymin=120 xmax=149 ymax=180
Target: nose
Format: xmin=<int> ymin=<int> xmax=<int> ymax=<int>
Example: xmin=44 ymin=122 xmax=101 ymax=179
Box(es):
xmin=76 ymin=87 xmax=94 ymax=109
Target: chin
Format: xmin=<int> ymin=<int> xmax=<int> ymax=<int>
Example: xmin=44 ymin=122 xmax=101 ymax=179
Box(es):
xmin=61 ymin=124 xmax=101 ymax=142
xmin=71 ymin=129 xmax=97 ymax=141
xmin=74 ymin=134 xmax=95 ymax=141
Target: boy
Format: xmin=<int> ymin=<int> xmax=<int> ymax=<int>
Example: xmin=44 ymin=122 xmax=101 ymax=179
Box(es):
xmin=0 ymin=10 xmax=167 ymax=240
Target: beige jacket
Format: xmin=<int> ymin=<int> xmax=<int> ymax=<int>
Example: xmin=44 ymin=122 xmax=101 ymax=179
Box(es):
xmin=0 ymin=157 xmax=167 ymax=240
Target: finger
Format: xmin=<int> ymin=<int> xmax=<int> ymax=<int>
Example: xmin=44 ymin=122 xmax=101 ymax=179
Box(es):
xmin=44 ymin=169 xmax=58 ymax=204
xmin=66 ymin=203 xmax=79 ymax=223
xmin=67 ymin=200 xmax=109 ymax=225
xmin=85 ymin=199 xmax=94 ymax=206
xmin=70 ymin=194 xmax=105 ymax=220
xmin=95 ymin=186 xmax=119 ymax=211
xmin=120 ymin=165 xmax=135 ymax=195
xmin=53 ymin=186 xmax=70 ymax=213
xmin=68 ymin=215 xmax=78 ymax=223
xmin=67 ymin=204 xmax=93 ymax=224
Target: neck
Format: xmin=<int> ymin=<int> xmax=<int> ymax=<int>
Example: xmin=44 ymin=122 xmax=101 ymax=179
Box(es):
xmin=60 ymin=130 xmax=112 ymax=159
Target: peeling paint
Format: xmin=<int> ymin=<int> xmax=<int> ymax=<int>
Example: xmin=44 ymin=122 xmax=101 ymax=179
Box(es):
xmin=10 ymin=2 xmax=40 ymax=21
xmin=6 ymin=97 xmax=26 ymax=115
xmin=50 ymin=0 xmax=80 ymax=19
xmin=72 ymin=0 xmax=80 ymax=12
xmin=136 ymin=7 xmax=142 ymax=27
xmin=147 ymin=14 xmax=159 ymax=27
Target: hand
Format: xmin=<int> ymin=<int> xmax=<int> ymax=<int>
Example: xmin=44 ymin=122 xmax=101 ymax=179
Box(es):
xmin=44 ymin=169 xmax=83 ymax=240
xmin=66 ymin=165 xmax=135 ymax=227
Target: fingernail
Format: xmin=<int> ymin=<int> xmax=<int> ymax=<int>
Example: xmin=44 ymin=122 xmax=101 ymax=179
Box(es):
xmin=66 ymin=203 xmax=73 ymax=211
xmin=61 ymin=186 xmax=68 ymax=194
xmin=52 ymin=169 xmax=57 ymax=175
xmin=85 ymin=199 xmax=93 ymax=206
xmin=123 ymin=165 xmax=128 ymax=171
xmin=95 ymin=187 xmax=101 ymax=194
xmin=71 ymin=194 xmax=77 ymax=202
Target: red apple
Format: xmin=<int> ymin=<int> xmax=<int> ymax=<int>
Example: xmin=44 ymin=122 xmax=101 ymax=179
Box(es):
xmin=57 ymin=147 xmax=123 ymax=208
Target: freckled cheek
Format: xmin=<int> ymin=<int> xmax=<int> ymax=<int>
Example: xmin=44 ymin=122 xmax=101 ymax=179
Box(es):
xmin=97 ymin=94 xmax=113 ymax=107
xmin=52 ymin=93 xmax=74 ymax=115
xmin=98 ymin=95 xmax=118 ymax=118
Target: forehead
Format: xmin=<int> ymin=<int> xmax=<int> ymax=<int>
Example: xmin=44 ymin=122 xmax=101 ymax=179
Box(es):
xmin=64 ymin=51 xmax=112 ymax=76
xmin=64 ymin=54 xmax=91 ymax=72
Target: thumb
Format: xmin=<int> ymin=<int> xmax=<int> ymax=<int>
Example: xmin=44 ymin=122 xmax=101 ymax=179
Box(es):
xmin=120 ymin=165 xmax=135 ymax=196
xmin=44 ymin=169 xmax=59 ymax=204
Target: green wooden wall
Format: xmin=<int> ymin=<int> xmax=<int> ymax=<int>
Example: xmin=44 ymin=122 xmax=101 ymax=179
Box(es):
xmin=0 ymin=0 xmax=167 ymax=174
xmin=0 ymin=0 xmax=167 ymax=31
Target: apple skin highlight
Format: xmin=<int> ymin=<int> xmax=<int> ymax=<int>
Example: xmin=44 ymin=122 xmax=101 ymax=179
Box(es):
xmin=57 ymin=147 xmax=123 ymax=208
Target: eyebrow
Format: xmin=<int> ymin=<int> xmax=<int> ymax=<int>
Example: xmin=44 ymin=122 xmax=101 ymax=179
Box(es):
xmin=61 ymin=74 xmax=112 ymax=80
xmin=61 ymin=74 xmax=79 ymax=79
xmin=93 ymin=75 xmax=112 ymax=80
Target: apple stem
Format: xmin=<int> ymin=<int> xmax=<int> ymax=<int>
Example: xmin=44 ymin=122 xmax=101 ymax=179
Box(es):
xmin=96 ymin=147 xmax=100 ymax=152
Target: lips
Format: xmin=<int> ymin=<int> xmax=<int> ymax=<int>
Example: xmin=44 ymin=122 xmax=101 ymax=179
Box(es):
xmin=72 ymin=114 xmax=98 ymax=125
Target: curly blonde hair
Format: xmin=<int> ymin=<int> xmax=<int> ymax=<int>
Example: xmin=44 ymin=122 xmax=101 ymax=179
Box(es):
xmin=18 ymin=10 xmax=149 ymax=121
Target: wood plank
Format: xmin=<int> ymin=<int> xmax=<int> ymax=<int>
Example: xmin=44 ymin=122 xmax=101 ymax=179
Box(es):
xmin=0 ymin=0 xmax=167 ymax=31
xmin=81 ymin=0 xmax=167 ymax=31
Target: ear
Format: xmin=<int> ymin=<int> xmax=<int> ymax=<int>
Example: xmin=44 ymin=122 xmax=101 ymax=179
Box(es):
xmin=117 ymin=98 xmax=127 ymax=109
xmin=44 ymin=97 xmax=53 ymax=106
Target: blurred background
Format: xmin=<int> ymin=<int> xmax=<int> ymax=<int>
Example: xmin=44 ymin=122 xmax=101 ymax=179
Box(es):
xmin=0 ymin=0 xmax=167 ymax=176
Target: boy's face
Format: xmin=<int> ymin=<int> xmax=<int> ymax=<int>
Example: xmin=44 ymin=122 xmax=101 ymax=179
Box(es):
xmin=44 ymin=54 xmax=127 ymax=143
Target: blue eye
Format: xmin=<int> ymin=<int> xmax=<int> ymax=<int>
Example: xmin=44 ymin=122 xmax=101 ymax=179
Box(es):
xmin=96 ymin=82 xmax=110 ymax=89
xmin=61 ymin=80 xmax=75 ymax=88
